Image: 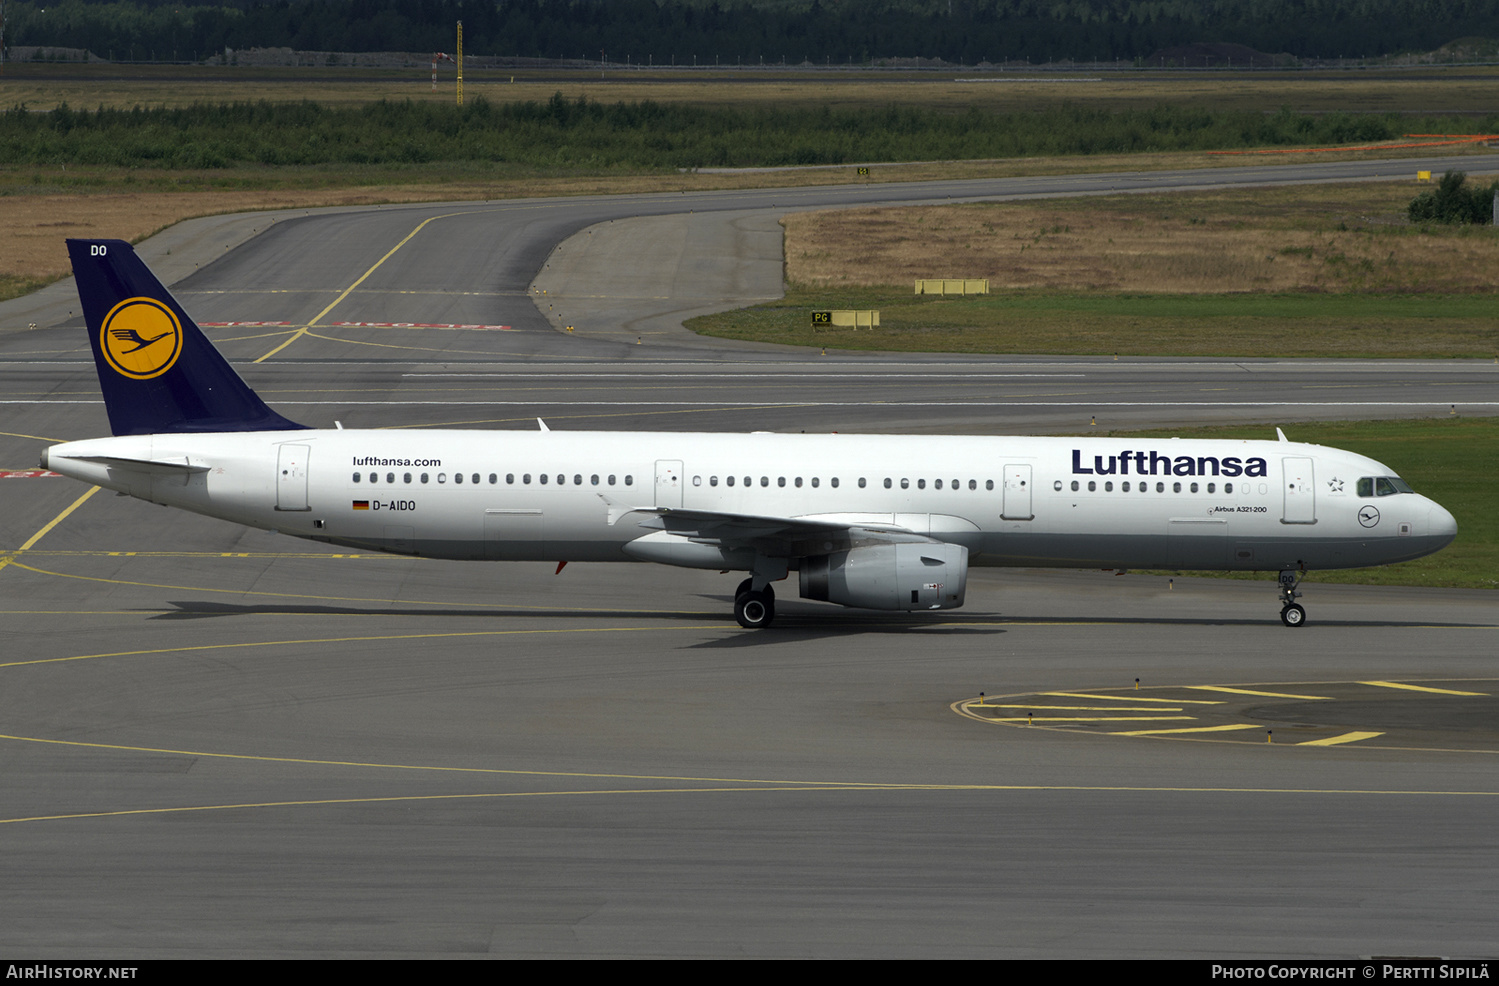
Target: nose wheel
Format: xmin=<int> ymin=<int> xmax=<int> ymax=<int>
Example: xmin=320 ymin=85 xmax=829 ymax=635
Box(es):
xmin=1278 ymin=570 xmax=1306 ymax=628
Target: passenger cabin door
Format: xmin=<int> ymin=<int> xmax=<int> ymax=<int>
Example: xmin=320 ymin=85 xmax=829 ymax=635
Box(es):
xmin=276 ymin=444 xmax=310 ymax=511
xmin=1282 ymin=456 xmax=1316 ymax=525
xmin=655 ymin=459 xmax=683 ymax=509
xmin=1001 ymin=464 xmax=1033 ymax=520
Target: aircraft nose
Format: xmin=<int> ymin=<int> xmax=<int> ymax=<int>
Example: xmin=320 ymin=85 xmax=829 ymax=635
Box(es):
xmin=1428 ymin=501 xmax=1458 ymax=544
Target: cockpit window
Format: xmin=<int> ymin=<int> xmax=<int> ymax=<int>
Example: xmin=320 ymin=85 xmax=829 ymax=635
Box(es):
xmin=1361 ymin=476 xmax=1414 ymax=497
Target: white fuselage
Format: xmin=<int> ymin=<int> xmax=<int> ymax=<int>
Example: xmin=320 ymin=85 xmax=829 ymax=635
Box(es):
xmin=44 ymin=429 xmax=1457 ymax=576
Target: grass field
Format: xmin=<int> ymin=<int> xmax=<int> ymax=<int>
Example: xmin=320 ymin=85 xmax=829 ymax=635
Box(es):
xmin=687 ymin=182 xmax=1499 ymax=357
xmin=6 ymin=62 xmax=1499 ymax=306
xmin=1106 ymin=417 xmax=1496 ymax=590
xmin=9 ymin=63 xmax=1499 ymax=114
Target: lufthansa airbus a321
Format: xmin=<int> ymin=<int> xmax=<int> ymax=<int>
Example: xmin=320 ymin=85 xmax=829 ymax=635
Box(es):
xmin=41 ymin=239 xmax=1458 ymax=628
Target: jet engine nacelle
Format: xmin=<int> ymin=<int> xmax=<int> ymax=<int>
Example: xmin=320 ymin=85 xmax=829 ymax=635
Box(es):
xmin=799 ymin=542 xmax=968 ymax=611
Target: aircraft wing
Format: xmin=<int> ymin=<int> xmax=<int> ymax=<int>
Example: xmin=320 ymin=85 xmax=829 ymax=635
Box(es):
xmin=612 ymin=502 xmax=939 ymax=557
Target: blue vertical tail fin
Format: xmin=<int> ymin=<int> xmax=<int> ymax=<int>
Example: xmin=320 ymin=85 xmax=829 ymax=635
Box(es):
xmin=66 ymin=238 xmax=306 ymax=437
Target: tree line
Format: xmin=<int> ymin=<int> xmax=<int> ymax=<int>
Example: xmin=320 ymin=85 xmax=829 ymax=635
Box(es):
xmin=5 ymin=98 xmax=1497 ymax=170
xmin=8 ymin=0 xmax=1499 ymax=65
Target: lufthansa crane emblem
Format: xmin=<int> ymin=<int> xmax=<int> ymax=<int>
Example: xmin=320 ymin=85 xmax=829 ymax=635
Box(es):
xmin=100 ymin=297 xmax=182 ymax=379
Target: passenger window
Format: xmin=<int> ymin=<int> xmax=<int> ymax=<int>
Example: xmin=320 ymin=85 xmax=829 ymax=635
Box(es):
xmin=556 ymin=474 xmax=564 ymax=485
xmin=523 ymin=474 xmax=531 ymax=484
xmin=858 ymin=478 xmax=866 ymax=488
xmin=608 ymin=475 xmax=615 ymax=485
xmin=710 ymin=476 xmax=718 ymax=487
xmin=760 ymin=476 xmax=769 ymax=487
xmin=404 ymin=473 xmax=412 ymax=484
xmin=506 ymin=474 xmax=514 ymax=484
xmin=884 ymin=478 xmax=892 ymax=489
xmin=831 ymin=477 xmax=839 ymax=488
xmin=951 ymin=478 xmax=959 ymax=489
xmin=985 ymin=480 xmax=994 ymax=491
xmin=1206 ymin=482 xmax=1215 ymax=493
xmin=1071 ymin=481 xmax=1079 ymax=492
xmin=369 ymin=473 xmax=378 ymax=483
xmin=1224 ymin=482 xmax=1234 ymax=494
xmin=1088 ymin=481 xmax=1096 ymax=492
xmin=1122 ymin=481 xmax=1131 ymax=492
xmin=625 ymin=476 xmax=634 ymax=486
xmin=916 ymin=479 xmax=925 ymax=490
xmin=777 ymin=477 xmax=785 ymax=487
xmin=968 ymin=480 xmax=976 ymax=490
xmin=1156 ymin=482 xmax=1165 ymax=493
xmin=387 ymin=473 xmax=395 ymax=484
xmin=1173 ymin=482 xmax=1181 ymax=493
xmin=900 ymin=479 xmax=910 ymax=489
xmin=438 ymin=473 xmax=447 ymax=484
xmin=455 ymin=473 xmax=464 ymax=484
xmin=934 ymin=479 xmax=942 ymax=490
xmin=591 ymin=475 xmax=599 ymax=486
xmin=727 ymin=475 xmax=735 ymax=487
xmin=488 ymin=473 xmax=497 ymax=485
xmin=539 ymin=474 xmax=547 ymax=484
xmin=810 ymin=477 xmax=819 ymax=488
xmin=352 ymin=472 xmax=361 ymax=483
xmin=794 ymin=477 xmax=802 ymax=488
xmin=693 ymin=476 xmax=702 ymax=486
xmin=1104 ymin=481 xmax=1113 ymax=492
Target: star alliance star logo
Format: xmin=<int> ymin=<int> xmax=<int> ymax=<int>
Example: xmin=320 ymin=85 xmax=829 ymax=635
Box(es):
xmin=1327 ymin=477 xmax=1344 ymax=493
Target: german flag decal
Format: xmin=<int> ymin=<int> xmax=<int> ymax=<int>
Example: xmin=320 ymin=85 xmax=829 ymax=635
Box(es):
xmin=352 ymin=500 xmax=370 ymax=510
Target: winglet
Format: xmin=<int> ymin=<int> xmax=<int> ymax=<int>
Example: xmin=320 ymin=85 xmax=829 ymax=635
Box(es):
xmin=1276 ymin=427 xmax=1289 ymax=442
xmin=66 ymin=239 xmax=306 ymax=437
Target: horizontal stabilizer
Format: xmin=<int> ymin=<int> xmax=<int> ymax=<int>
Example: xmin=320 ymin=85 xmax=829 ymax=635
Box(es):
xmin=71 ymin=454 xmax=211 ymax=474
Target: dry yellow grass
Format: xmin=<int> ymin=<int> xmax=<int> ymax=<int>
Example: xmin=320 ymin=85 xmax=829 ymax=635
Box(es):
xmin=8 ymin=64 xmax=1499 ymax=114
xmin=784 ymin=181 xmax=1499 ymax=293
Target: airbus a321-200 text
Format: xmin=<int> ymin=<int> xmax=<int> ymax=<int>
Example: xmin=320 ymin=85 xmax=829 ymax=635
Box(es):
xmin=42 ymin=240 xmax=1458 ymax=628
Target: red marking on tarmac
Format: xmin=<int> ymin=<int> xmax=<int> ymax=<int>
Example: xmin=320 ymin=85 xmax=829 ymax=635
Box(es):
xmin=200 ymin=321 xmax=292 ymax=327
xmin=0 ymin=470 xmax=61 ymax=478
xmin=330 ymin=321 xmax=514 ymax=331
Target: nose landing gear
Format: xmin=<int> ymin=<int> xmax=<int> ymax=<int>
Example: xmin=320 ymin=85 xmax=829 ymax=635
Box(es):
xmin=1278 ymin=569 xmax=1306 ymax=627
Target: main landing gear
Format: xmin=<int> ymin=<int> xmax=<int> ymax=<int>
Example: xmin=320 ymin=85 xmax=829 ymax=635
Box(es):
xmin=734 ymin=577 xmax=776 ymax=629
xmin=1278 ymin=569 xmax=1306 ymax=628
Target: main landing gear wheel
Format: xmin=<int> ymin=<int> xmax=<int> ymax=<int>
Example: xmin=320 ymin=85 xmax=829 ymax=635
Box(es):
xmin=733 ymin=581 xmax=776 ymax=629
xmin=735 ymin=590 xmax=775 ymax=629
xmin=1280 ymin=603 xmax=1306 ymax=628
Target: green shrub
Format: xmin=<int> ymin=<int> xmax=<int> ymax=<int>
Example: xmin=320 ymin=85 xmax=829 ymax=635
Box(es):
xmin=1408 ymin=170 xmax=1499 ymax=225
